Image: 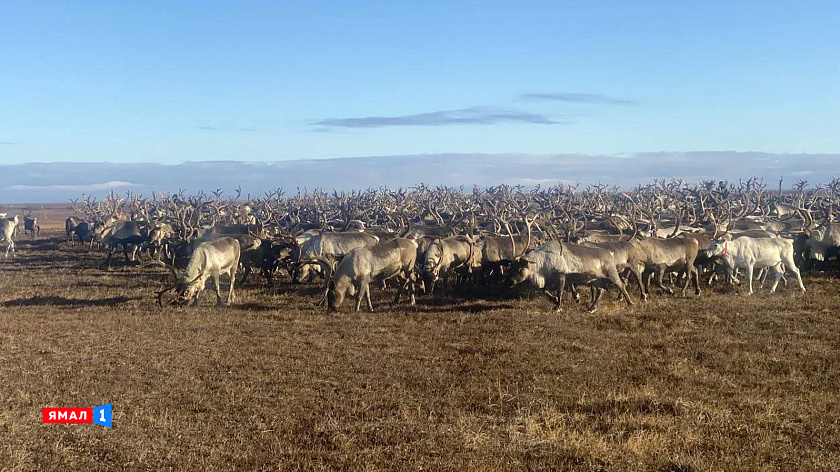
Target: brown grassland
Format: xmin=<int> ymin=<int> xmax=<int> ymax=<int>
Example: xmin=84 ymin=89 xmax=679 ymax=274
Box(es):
xmin=1 ymin=205 xmax=839 ymax=471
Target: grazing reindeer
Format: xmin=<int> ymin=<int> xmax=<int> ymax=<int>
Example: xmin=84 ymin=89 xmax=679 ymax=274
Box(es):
xmin=1 ymin=215 xmax=18 ymax=258
xmin=293 ymin=231 xmax=379 ymax=283
xmin=422 ymin=235 xmax=476 ymax=293
xmin=326 ymin=238 xmax=418 ymax=312
xmin=239 ymin=239 xmax=294 ymax=287
xmin=507 ymin=240 xmax=634 ymax=312
xmin=66 ymin=217 xmax=88 ymax=244
xmin=95 ymin=220 xmax=149 ymax=269
xmin=804 ymin=223 xmax=840 ymax=265
xmin=476 ymin=234 xmax=535 ymax=284
xmin=157 ymin=237 xmax=241 ymax=306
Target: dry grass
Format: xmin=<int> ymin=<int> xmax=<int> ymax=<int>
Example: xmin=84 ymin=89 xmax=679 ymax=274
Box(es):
xmin=1 ymin=205 xmax=839 ymax=471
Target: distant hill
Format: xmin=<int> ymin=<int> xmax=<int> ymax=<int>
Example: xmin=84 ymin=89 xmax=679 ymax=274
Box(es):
xmin=1 ymin=152 xmax=838 ymax=202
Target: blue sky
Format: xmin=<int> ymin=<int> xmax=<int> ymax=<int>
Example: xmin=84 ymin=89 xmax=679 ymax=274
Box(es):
xmin=1 ymin=0 xmax=839 ymax=165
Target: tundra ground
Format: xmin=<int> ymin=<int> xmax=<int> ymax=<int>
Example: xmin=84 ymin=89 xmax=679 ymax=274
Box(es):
xmin=1 ymin=206 xmax=839 ymax=471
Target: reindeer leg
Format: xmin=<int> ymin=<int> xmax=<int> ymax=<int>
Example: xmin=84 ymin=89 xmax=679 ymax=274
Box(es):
xmin=227 ymin=268 xmax=236 ymax=304
xmin=365 ymin=282 xmax=374 ymax=312
xmin=631 ymin=265 xmax=647 ymax=301
xmin=214 ymin=272 xmax=225 ymax=305
xmin=264 ymin=266 xmax=273 ymax=288
xmin=769 ymin=265 xmax=782 ymax=293
xmin=608 ymin=269 xmax=634 ymax=307
xmin=239 ymin=266 xmax=251 ymax=287
xmin=693 ymin=266 xmax=701 ymax=295
xmin=103 ymin=245 xmax=116 ymax=269
xmin=406 ymin=270 xmax=417 ymax=306
xmin=569 ymin=284 xmax=581 ymax=304
xmin=791 ymin=264 xmax=806 ymax=293
xmin=746 ymin=265 xmax=755 ymax=295
xmin=587 ymin=285 xmax=604 ymax=313
xmin=427 ymin=275 xmax=436 ymax=296
xmin=393 ymin=276 xmax=405 ymax=304
xmin=615 ymin=270 xmax=629 ymax=301
xmin=554 ymin=274 xmax=567 ymax=311
xmin=656 ymin=266 xmax=674 ymax=294
xmin=354 ymin=281 xmax=364 ymax=312
xmin=707 ymin=262 xmax=719 ymax=286
xmin=679 ymin=267 xmax=691 ymax=296
xmin=723 ymin=266 xmax=734 ymax=285
xmin=758 ymin=267 xmax=772 ymax=289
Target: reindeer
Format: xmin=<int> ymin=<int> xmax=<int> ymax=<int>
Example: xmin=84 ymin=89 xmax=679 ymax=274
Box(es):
xmin=803 ymin=223 xmax=840 ymax=266
xmin=507 ymin=240 xmax=634 ymax=312
xmin=626 ymin=237 xmax=701 ymax=301
xmin=157 ymin=237 xmax=241 ymax=306
xmin=66 ymin=217 xmax=91 ymax=245
xmin=1 ymin=215 xmax=18 ymax=258
xmin=238 ymin=239 xmax=295 ymax=287
xmin=145 ymin=221 xmax=175 ymax=261
xmin=23 ymin=210 xmax=39 ymax=238
xmin=475 ymin=234 xmax=535 ymax=284
xmin=325 ymin=238 xmax=418 ymax=312
xmin=95 ymin=220 xmax=149 ymax=269
xmin=706 ymin=237 xmax=805 ymax=294
xmin=422 ymin=235 xmax=478 ymax=293
xmin=293 ymin=231 xmax=379 ymax=283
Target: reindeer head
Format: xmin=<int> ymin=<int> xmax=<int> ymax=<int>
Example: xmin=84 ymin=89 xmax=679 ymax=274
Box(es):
xmin=507 ymin=257 xmax=533 ymax=287
xmin=156 ymin=263 xmax=205 ymax=307
xmin=705 ymin=240 xmax=728 ymax=258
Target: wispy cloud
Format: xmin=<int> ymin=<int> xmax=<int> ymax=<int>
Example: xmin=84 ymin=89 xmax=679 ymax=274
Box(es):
xmin=0 ymin=141 xmax=14 ymax=145
xmin=7 ymin=181 xmax=141 ymax=192
xmin=522 ymin=93 xmax=636 ymax=105
xmin=311 ymin=106 xmax=563 ymax=129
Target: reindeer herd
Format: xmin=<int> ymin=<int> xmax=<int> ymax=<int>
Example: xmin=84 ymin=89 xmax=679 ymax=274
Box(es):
xmin=2 ymin=177 xmax=839 ymax=312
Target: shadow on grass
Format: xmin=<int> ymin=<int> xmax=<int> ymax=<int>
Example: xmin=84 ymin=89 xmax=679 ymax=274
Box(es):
xmin=271 ymin=284 xmax=326 ymax=297
xmin=411 ymin=303 xmax=515 ymax=314
xmin=12 ymin=254 xmax=87 ymax=265
xmin=2 ymin=295 xmax=141 ymax=307
xmin=235 ymin=302 xmax=285 ymax=312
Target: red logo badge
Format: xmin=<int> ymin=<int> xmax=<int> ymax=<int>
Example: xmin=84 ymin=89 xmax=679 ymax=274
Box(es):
xmin=42 ymin=407 xmax=93 ymax=424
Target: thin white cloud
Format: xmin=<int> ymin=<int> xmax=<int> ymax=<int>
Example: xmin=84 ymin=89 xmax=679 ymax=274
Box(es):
xmin=311 ymin=106 xmax=562 ymax=128
xmin=7 ymin=181 xmax=142 ymax=191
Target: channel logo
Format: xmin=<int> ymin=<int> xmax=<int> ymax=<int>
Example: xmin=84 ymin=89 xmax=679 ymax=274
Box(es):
xmin=42 ymin=403 xmax=112 ymax=428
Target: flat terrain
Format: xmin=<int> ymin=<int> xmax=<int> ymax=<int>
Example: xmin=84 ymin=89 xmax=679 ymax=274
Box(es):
xmin=1 ymin=206 xmax=839 ymax=471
